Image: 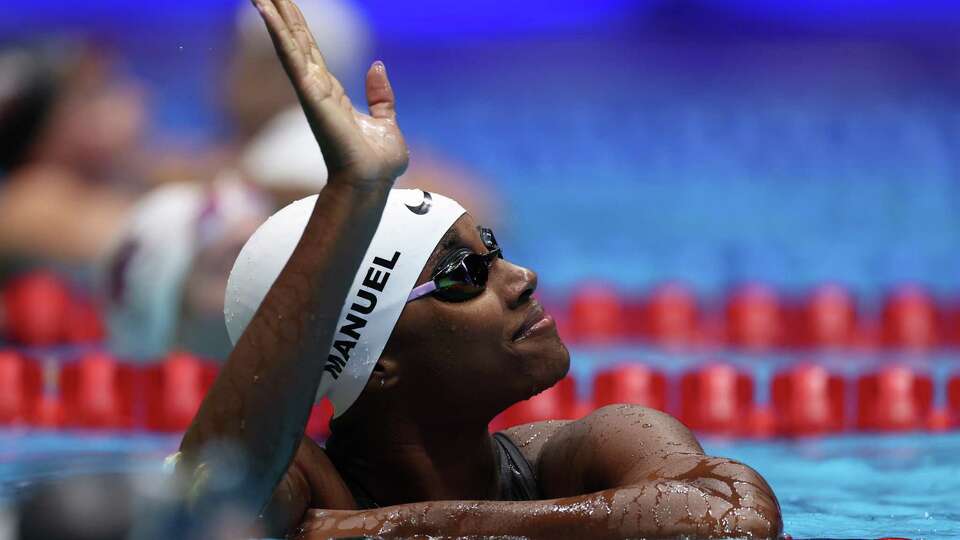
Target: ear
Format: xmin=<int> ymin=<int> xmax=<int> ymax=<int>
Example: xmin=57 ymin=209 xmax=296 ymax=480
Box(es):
xmin=365 ymin=354 xmax=400 ymax=393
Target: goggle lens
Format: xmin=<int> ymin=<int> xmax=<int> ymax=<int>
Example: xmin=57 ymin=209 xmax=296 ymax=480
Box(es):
xmin=407 ymin=227 xmax=504 ymax=304
xmin=432 ymin=251 xmax=495 ymax=302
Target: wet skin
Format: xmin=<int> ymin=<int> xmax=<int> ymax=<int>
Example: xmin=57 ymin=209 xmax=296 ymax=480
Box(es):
xmin=257 ymin=216 xmax=782 ymax=539
xmin=178 ymin=0 xmax=782 ymax=537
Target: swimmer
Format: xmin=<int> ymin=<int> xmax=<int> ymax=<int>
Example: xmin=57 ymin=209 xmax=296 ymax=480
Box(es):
xmin=0 ymin=43 xmax=145 ymax=267
xmin=103 ymin=177 xmax=271 ymax=361
xmin=178 ymin=0 xmax=782 ymax=537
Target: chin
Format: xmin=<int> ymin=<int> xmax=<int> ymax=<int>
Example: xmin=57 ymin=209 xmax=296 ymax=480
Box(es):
xmin=554 ymin=342 xmax=571 ymax=380
xmin=508 ymin=332 xmax=571 ymax=397
xmin=538 ymin=336 xmax=571 ymax=387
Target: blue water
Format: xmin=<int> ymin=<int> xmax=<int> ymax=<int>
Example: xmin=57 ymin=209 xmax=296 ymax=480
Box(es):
xmin=1 ymin=429 xmax=957 ymax=539
xmin=708 ymin=434 xmax=960 ymax=539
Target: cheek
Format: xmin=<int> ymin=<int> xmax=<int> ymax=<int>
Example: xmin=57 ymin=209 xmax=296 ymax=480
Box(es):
xmin=392 ymin=293 xmax=513 ymax=379
xmin=432 ymin=293 xmax=507 ymax=358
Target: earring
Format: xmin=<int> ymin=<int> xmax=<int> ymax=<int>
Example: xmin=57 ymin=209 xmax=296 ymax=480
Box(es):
xmin=380 ymin=378 xmax=385 ymax=388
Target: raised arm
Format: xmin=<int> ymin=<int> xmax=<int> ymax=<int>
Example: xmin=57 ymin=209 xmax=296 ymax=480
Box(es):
xmin=294 ymin=405 xmax=781 ymax=539
xmin=176 ymin=0 xmax=407 ymax=524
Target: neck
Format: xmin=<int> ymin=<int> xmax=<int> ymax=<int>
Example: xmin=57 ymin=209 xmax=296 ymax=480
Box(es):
xmin=326 ymin=411 xmax=499 ymax=507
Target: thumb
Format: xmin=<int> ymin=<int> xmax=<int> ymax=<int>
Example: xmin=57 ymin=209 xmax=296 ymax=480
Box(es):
xmin=365 ymin=60 xmax=396 ymax=120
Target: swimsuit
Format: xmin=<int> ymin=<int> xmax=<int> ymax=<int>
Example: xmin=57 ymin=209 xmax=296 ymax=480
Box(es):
xmin=344 ymin=432 xmax=541 ymax=509
xmin=491 ymin=431 xmax=541 ymax=502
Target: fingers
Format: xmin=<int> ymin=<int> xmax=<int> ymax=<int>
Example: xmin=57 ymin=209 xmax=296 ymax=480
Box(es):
xmin=251 ymin=0 xmax=307 ymax=75
xmin=365 ymin=61 xmax=397 ymax=120
xmin=273 ymin=0 xmax=328 ymax=71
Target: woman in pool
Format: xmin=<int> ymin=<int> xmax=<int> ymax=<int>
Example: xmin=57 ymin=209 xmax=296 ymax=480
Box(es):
xmin=177 ymin=0 xmax=782 ymax=537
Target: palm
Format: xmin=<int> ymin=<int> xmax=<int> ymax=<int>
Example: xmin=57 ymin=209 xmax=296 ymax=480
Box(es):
xmin=254 ymin=0 xmax=408 ymax=183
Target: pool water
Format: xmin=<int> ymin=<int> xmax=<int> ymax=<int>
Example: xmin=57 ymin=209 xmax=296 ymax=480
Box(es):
xmin=1 ymin=430 xmax=957 ymax=539
xmin=707 ymin=434 xmax=960 ymax=539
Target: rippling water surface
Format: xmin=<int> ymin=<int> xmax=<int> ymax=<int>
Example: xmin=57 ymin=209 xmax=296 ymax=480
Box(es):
xmin=707 ymin=434 xmax=960 ymax=539
xmin=0 ymin=430 xmax=957 ymax=539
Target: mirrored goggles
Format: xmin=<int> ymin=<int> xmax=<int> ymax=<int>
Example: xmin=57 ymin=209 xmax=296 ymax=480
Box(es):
xmin=406 ymin=227 xmax=503 ymax=303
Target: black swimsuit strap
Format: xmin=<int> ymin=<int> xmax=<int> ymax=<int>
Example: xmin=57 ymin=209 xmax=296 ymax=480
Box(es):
xmin=492 ymin=431 xmax=542 ymax=501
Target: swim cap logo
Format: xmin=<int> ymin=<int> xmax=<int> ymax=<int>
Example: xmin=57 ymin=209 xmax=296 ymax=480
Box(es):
xmin=323 ymin=251 xmax=401 ymax=379
xmin=404 ymin=191 xmax=432 ymax=215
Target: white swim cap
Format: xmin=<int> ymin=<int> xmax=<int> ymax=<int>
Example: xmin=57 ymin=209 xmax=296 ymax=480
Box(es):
xmin=224 ymin=189 xmax=466 ymax=416
xmin=240 ymin=105 xmax=327 ymax=193
xmin=235 ymin=0 xmax=370 ymax=83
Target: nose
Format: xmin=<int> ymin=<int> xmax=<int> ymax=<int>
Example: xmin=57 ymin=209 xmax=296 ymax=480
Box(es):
xmin=504 ymin=262 xmax=538 ymax=310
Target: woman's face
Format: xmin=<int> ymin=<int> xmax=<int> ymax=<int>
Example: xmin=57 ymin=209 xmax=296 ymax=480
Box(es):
xmin=384 ymin=214 xmax=570 ymax=420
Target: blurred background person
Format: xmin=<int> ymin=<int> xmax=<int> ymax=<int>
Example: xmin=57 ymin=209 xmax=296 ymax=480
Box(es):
xmin=103 ymin=176 xmax=270 ymax=362
xmin=225 ymin=0 xmax=370 ymax=149
xmin=0 ymin=42 xmax=147 ymax=275
xmin=100 ymin=0 xmax=499 ymax=363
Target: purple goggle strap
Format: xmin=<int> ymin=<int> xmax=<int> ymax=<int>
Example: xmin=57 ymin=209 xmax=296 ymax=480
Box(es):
xmin=406 ymin=280 xmax=438 ymax=303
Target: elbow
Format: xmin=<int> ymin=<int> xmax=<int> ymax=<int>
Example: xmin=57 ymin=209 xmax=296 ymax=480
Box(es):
xmin=704 ymin=460 xmax=783 ymax=539
xmin=740 ymin=464 xmax=782 ymax=539
xmin=733 ymin=499 xmax=782 ymax=540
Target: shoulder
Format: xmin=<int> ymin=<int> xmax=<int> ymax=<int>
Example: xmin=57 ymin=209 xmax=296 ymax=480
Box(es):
xmin=567 ymin=404 xmax=703 ymax=452
xmin=499 ymin=419 xmax=572 ymax=470
xmin=506 ymin=405 xmax=704 ymax=497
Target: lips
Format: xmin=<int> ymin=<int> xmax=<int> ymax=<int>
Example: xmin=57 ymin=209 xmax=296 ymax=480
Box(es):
xmin=512 ymin=301 xmax=554 ymax=342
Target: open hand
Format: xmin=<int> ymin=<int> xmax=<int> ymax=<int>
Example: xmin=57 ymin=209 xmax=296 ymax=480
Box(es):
xmin=253 ymin=0 xmax=408 ymax=185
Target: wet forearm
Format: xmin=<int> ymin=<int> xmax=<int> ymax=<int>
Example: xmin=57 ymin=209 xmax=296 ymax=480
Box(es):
xmin=297 ymin=481 xmax=781 ymax=540
xmin=178 ymin=180 xmax=391 ymax=509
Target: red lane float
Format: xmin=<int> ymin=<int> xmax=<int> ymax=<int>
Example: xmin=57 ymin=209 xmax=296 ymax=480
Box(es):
xmin=63 ymin=296 xmax=106 ymax=344
xmin=568 ymin=284 xmax=623 ymax=344
xmin=926 ymin=407 xmax=953 ymax=432
xmin=62 ymin=352 xmax=136 ymax=429
xmin=857 ymin=365 xmax=932 ymax=431
xmin=679 ymin=363 xmax=753 ymax=435
xmin=145 ymin=352 xmax=212 ymax=432
xmin=946 ymin=300 xmax=960 ymax=347
xmin=592 ymin=364 xmax=667 ymax=411
xmin=743 ymin=404 xmax=777 ymax=438
xmin=0 ymin=351 xmax=32 ymax=424
xmin=945 ymin=375 xmax=960 ymax=429
xmin=491 ymin=376 xmax=580 ymax=430
xmin=306 ymin=398 xmax=335 ymax=440
xmin=3 ymin=272 xmax=72 ymax=346
xmin=772 ymin=363 xmax=845 ymax=435
xmin=634 ymin=283 xmax=699 ymax=347
xmin=27 ymin=358 xmax=64 ymax=428
xmin=31 ymin=395 xmax=65 ymax=428
xmin=881 ymin=286 xmax=939 ymax=350
xmin=725 ymin=284 xmax=783 ymax=351
xmin=797 ymin=284 xmax=857 ymax=348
